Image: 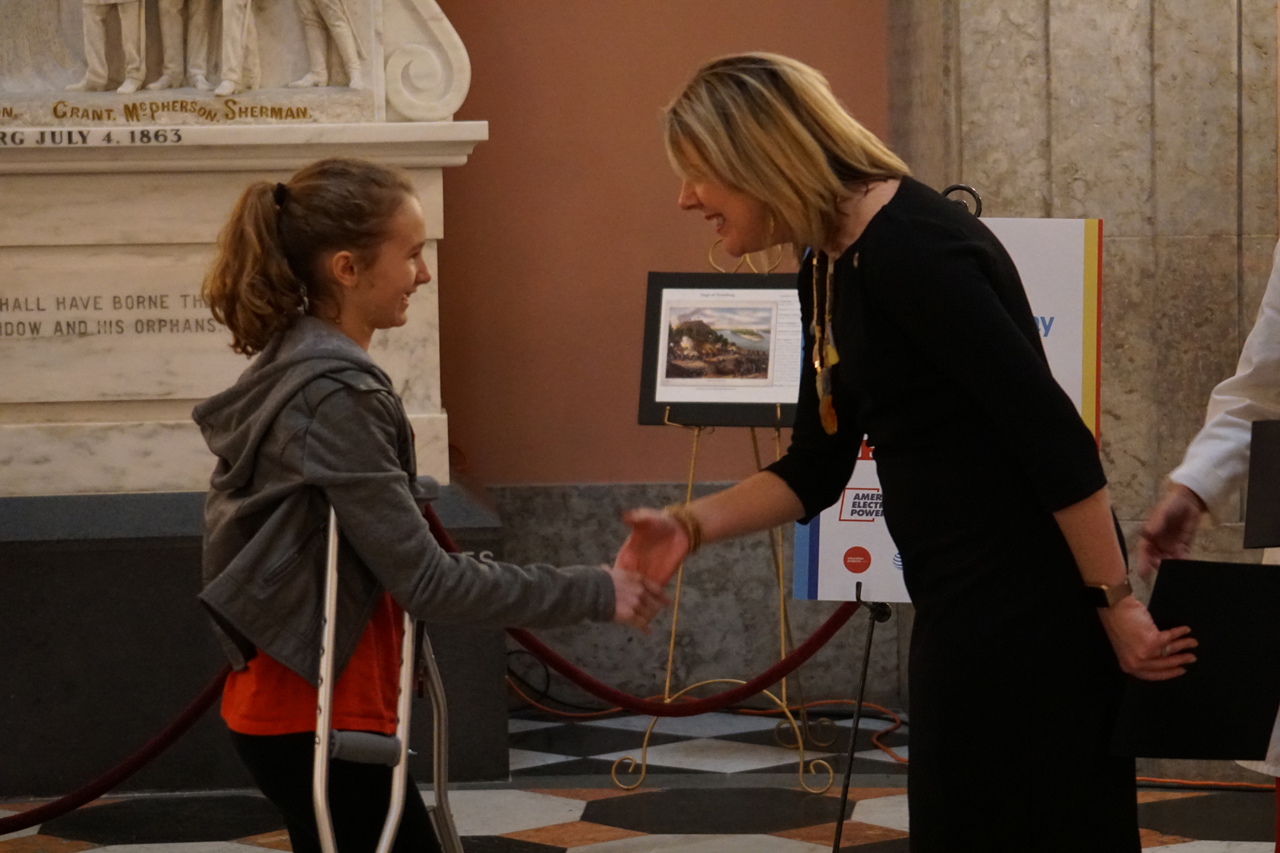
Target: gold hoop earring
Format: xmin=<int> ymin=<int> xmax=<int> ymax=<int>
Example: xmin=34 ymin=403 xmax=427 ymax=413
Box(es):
xmin=745 ymin=244 xmax=784 ymax=274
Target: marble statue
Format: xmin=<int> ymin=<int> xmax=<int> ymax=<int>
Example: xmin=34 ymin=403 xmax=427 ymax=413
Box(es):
xmin=149 ymin=0 xmax=216 ymax=91
xmin=67 ymin=0 xmax=146 ymax=94
xmin=289 ymin=0 xmax=366 ymax=90
xmin=214 ymin=0 xmax=260 ymax=97
xmin=0 ymin=0 xmax=472 ymax=127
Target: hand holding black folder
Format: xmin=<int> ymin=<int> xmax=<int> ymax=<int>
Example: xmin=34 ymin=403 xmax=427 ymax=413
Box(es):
xmin=1112 ymin=559 xmax=1280 ymax=760
xmin=1098 ymin=597 xmax=1196 ymax=680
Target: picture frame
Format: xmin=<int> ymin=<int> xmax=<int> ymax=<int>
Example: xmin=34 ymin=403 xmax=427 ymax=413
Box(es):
xmin=638 ymin=272 xmax=802 ymax=428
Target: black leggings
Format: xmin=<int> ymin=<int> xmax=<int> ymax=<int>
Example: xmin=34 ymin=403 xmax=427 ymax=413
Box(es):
xmin=230 ymin=730 xmax=442 ymax=853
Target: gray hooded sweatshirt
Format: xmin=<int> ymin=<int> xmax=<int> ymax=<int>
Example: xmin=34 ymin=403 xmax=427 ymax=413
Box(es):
xmin=194 ymin=317 xmax=615 ymax=685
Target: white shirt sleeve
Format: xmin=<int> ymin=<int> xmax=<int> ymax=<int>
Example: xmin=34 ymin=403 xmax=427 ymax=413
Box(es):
xmin=1169 ymin=240 xmax=1280 ymax=516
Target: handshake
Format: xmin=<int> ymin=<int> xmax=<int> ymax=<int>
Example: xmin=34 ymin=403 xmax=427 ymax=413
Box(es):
xmin=605 ymin=507 xmax=697 ymax=632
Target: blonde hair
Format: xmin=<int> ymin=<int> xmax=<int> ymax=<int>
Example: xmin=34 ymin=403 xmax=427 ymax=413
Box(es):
xmin=663 ymin=52 xmax=910 ymax=251
xmin=203 ymin=158 xmax=415 ymax=355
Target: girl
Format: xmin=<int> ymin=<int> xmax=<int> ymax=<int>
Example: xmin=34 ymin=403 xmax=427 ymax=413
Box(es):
xmin=194 ymin=157 xmax=664 ymax=853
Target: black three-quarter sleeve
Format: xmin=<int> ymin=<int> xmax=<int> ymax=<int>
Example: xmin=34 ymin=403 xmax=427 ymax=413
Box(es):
xmin=863 ymin=224 xmax=1106 ymax=513
xmin=765 ymin=261 xmax=860 ymax=522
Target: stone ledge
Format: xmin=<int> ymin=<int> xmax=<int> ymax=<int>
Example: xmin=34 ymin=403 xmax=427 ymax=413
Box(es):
xmin=0 ymin=412 xmax=447 ymax=496
xmin=0 ymin=120 xmax=488 ymax=174
xmin=0 ymin=477 xmax=489 ymax=541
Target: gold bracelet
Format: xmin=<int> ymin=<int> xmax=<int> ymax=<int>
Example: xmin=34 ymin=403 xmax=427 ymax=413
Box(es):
xmin=663 ymin=503 xmax=703 ymax=555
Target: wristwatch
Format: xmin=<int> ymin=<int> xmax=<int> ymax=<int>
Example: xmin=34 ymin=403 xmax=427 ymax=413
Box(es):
xmin=1084 ymin=579 xmax=1134 ymax=609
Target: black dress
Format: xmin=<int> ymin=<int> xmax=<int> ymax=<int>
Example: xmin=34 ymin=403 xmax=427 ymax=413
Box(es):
xmin=767 ymin=178 xmax=1138 ymax=852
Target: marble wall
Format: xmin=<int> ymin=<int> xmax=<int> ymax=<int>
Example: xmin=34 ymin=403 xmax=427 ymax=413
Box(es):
xmin=885 ymin=0 xmax=1279 ymax=782
xmin=0 ymin=124 xmax=485 ymax=495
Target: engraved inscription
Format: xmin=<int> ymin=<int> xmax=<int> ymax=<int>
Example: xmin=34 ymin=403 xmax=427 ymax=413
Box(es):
xmin=0 ymin=127 xmax=186 ymax=147
xmin=0 ymin=291 xmax=221 ymax=339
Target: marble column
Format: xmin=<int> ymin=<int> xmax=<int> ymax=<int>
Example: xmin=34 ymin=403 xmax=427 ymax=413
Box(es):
xmin=889 ymin=0 xmax=1279 ymax=783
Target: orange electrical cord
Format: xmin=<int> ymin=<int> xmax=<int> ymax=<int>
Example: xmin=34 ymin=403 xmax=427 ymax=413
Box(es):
xmin=1136 ymin=776 xmax=1275 ymax=792
xmin=735 ymin=698 xmax=907 ymax=763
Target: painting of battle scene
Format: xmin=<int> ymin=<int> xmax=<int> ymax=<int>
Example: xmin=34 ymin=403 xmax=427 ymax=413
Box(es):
xmin=664 ymin=305 xmax=774 ymax=382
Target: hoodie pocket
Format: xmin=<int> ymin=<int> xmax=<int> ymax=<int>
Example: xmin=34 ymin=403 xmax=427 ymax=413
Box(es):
xmin=260 ymin=520 xmax=326 ymax=587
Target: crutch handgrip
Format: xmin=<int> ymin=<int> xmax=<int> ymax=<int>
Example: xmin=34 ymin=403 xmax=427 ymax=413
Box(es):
xmin=330 ymin=732 xmax=403 ymax=767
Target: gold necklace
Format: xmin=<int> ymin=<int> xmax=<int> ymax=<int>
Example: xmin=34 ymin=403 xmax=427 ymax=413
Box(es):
xmin=810 ymin=252 xmax=839 ymax=434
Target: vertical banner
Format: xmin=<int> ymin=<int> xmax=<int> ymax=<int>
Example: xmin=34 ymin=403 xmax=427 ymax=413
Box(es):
xmin=793 ymin=219 xmax=1103 ymax=603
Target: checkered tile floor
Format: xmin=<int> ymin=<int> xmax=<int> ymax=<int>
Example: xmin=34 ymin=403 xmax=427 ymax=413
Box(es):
xmin=507 ymin=710 xmax=908 ymax=780
xmin=1 ymin=711 xmax=1274 ymax=852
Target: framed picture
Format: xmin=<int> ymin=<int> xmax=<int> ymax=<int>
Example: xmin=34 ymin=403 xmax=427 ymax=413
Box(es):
xmin=638 ymin=272 xmax=802 ymax=427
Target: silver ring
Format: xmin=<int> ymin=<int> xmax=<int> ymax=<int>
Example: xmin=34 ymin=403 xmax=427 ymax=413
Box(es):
xmin=1160 ymin=645 xmax=1170 ymax=658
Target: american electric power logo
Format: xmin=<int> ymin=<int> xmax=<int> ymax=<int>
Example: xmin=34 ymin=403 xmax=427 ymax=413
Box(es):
xmin=839 ymin=486 xmax=883 ymax=522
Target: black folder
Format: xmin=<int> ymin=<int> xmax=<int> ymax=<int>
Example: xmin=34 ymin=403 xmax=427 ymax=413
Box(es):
xmin=1244 ymin=419 xmax=1280 ymax=548
xmin=1111 ymin=559 xmax=1280 ymax=760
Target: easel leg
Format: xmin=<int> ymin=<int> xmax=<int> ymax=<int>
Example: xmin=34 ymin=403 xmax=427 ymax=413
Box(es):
xmin=751 ymin=426 xmax=833 ymax=751
xmin=832 ymin=586 xmax=892 ymax=853
xmin=612 ymin=418 xmax=706 ymax=791
xmin=662 ymin=424 xmax=702 ymax=700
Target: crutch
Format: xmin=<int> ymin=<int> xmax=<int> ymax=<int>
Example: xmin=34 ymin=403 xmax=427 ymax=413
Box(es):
xmin=313 ymin=506 xmax=465 ymax=853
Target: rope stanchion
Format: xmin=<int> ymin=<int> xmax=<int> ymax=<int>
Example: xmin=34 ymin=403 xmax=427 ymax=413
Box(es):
xmin=0 ymin=665 xmax=230 ymax=837
xmin=421 ymin=505 xmax=861 ymax=719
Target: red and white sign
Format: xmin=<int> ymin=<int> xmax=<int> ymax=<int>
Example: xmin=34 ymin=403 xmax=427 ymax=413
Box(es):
xmin=843 ymin=547 xmax=872 ymax=573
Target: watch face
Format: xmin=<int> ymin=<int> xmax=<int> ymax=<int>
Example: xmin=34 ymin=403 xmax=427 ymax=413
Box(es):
xmin=1083 ymin=586 xmax=1110 ymax=608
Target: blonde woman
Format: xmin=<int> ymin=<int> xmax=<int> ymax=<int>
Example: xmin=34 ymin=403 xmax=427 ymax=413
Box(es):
xmin=617 ymin=53 xmax=1194 ymax=851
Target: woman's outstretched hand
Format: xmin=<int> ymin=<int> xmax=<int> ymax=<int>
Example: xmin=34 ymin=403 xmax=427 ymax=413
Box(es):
xmin=616 ymin=508 xmax=690 ymax=588
xmin=607 ymin=563 xmax=669 ymax=632
xmin=1097 ymin=596 xmax=1197 ymax=680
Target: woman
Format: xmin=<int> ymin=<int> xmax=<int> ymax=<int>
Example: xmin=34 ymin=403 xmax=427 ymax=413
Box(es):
xmin=618 ymin=54 xmax=1195 ymax=851
xmin=194 ymin=158 xmax=665 ymax=853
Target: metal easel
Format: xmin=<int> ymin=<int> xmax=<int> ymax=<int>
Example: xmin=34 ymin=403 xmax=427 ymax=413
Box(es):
xmin=611 ymin=241 xmax=837 ymax=793
xmin=313 ymin=506 xmax=464 ymax=853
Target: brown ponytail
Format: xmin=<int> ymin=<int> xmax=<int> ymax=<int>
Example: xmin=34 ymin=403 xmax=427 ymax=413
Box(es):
xmin=203 ymin=158 xmax=416 ymax=356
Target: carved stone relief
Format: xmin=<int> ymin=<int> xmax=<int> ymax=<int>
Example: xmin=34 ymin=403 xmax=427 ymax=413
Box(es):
xmin=0 ymin=0 xmax=471 ymax=125
xmin=383 ymin=0 xmax=470 ymax=122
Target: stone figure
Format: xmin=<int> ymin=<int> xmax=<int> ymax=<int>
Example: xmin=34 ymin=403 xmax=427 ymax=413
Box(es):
xmin=67 ymin=0 xmax=146 ymax=94
xmin=149 ymin=0 xmax=217 ymax=91
xmin=288 ymin=0 xmax=366 ymax=90
xmin=214 ymin=0 xmax=260 ymax=97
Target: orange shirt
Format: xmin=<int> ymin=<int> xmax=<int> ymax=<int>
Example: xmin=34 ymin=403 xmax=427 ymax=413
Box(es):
xmin=222 ymin=593 xmax=405 ymax=736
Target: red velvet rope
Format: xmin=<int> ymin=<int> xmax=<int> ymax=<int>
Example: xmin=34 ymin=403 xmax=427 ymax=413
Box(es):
xmin=422 ymin=505 xmax=860 ymax=718
xmin=0 ymin=664 xmax=231 ymax=836
xmin=0 ymin=508 xmax=855 ymax=835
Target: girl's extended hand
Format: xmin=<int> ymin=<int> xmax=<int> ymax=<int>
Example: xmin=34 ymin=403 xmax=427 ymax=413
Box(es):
xmin=1097 ymin=596 xmax=1197 ymax=680
xmin=615 ymin=508 xmax=690 ymax=588
xmin=606 ymin=563 xmax=669 ymax=632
